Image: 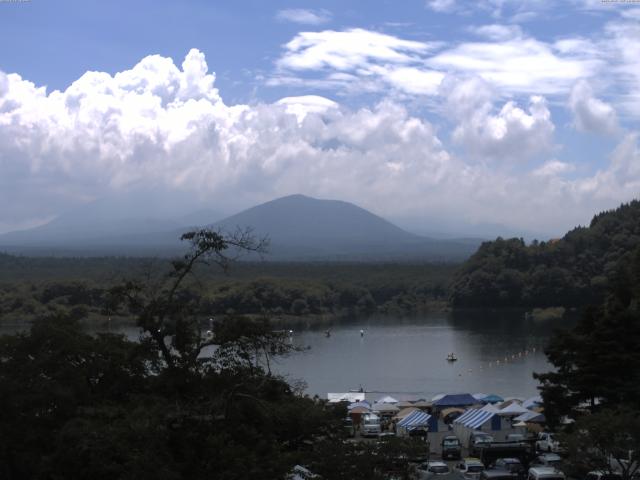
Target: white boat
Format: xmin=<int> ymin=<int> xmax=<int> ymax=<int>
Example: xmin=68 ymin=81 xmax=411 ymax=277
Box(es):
xmin=447 ymin=353 xmax=458 ymax=362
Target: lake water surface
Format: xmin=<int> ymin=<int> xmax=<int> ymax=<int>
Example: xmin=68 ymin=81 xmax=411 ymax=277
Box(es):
xmin=271 ymin=311 xmax=573 ymax=399
xmin=0 ymin=311 xmax=573 ymax=400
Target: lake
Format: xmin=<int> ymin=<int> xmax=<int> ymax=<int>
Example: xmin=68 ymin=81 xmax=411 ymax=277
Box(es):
xmin=0 ymin=310 xmax=573 ymax=400
xmin=271 ymin=311 xmax=574 ymax=399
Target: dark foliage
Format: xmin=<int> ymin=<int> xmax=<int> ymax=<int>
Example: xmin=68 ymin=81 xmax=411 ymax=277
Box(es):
xmin=450 ymin=200 xmax=640 ymax=308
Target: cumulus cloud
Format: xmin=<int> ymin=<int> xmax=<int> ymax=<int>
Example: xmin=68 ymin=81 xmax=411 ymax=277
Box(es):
xmin=569 ymin=80 xmax=619 ymax=135
xmin=1 ymin=49 xmax=640 ymax=237
xmin=440 ymin=77 xmax=555 ymax=162
xmin=275 ymin=8 xmax=332 ymax=25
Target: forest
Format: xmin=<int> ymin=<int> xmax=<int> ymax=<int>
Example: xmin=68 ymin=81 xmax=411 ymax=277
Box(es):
xmin=0 ymin=254 xmax=455 ymax=326
xmin=449 ymin=200 xmax=640 ymax=308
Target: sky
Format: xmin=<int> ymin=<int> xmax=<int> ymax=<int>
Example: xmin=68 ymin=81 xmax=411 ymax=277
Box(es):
xmin=0 ymin=0 xmax=639 ymax=238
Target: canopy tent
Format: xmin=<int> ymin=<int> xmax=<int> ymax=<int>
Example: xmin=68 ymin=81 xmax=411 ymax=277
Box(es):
xmin=431 ymin=393 xmax=445 ymax=402
xmin=481 ymin=403 xmax=501 ymax=413
xmin=348 ymin=401 xmax=371 ymax=410
xmin=376 ymin=395 xmax=399 ymax=404
xmin=473 ymin=393 xmax=488 ymax=401
xmin=482 ymin=394 xmax=505 ymax=404
xmin=522 ymin=396 xmax=542 ymax=409
xmin=412 ymin=400 xmax=432 ymax=408
xmin=454 ymin=408 xmax=497 ymax=429
xmin=349 ymin=406 xmax=371 ymax=414
xmin=440 ymin=407 xmax=465 ymax=421
xmin=513 ymin=411 xmax=541 ymax=422
xmin=372 ymin=403 xmax=400 ymax=413
xmin=396 ymin=401 xmax=416 ymax=408
xmin=499 ymin=403 xmax=531 ymax=416
xmin=527 ymin=413 xmax=546 ymax=424
xmin=433 ymin=393 xmax=477 ymax=408
xmin=395 ymin=407 xmax=420 ymax=419
xmin=328 ymin=393 xmax=364 ymax=403
xmin=397 ymin=410 xmax=432 ymax=430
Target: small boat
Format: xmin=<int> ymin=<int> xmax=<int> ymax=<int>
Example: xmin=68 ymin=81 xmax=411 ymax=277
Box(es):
xmin=447 ymin=353 xmax=458 ymax=362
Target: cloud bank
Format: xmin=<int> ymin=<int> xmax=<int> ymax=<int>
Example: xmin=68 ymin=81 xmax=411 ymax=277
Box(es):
xmin=0 ymin=49 xmax=639 ymax=237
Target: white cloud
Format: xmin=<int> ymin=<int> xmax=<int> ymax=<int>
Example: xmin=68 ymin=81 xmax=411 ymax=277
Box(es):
xmin=273 ymin=27 xmax=606 ymax=99
xmin=468 ymin=24 xmax=523 ymax=41
xmin=441 ymin=77 xmax=555 ymax=162
xmin=426 ymin=0 xmax=457 ymax=13
xmin=569 ymin=80 xmax=619 ymax=135
xmin=533 ymin=160 xmax=575 ymax=177
xmin=1 ymin=49 xmax=640 ymax=238
xmin=275 ymin=8 xmax=332 ymax=25
xmin=427 ymin=37 xmax=603 ymax=96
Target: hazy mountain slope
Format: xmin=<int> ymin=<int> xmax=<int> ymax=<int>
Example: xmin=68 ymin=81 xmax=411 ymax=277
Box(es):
xmin=211 ymin=195 xmax=478 ymax=260
xmin=0 ymin=194 xmax=479 ymax=260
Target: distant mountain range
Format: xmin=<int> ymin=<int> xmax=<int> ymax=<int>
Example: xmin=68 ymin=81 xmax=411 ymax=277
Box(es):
xmin=0 ymin=194 xmax=481 ymax=261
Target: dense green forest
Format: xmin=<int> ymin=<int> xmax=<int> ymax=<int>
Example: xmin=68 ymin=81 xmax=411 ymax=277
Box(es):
xmin=450 ymin=200 xmax=640 ymax=308
xmin=0 ymin=254 xmax=455 ymax=325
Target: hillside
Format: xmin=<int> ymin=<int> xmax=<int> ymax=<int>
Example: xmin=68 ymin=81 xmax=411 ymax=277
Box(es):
xmin=449 ymin=200 xmax=640 ymax=308
xmin=0 ymin=194 xmax=479 ymax=261
xmin=210 ymin=194 xmax=477 ymax=261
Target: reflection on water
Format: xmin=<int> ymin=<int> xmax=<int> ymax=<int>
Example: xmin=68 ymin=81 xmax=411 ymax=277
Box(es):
xmin=0 ymin=311 xmax=575 ymax=399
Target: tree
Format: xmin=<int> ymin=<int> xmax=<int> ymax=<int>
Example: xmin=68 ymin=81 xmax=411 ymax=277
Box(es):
xmin=559 ymin=409 xmax=640 ymax=480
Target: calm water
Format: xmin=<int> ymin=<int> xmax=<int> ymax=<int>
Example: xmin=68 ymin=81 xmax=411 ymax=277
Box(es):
xmin=272 ymin=311 xmax=573 ymax=399
xmin=0 ymin=311 xmax=573 ymax=399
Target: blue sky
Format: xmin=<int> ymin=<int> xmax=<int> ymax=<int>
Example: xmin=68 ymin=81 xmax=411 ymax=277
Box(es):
xmin=0 ymin=0 xmax=639 ymax=237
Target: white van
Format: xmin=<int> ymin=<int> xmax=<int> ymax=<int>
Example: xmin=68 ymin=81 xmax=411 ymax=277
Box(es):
xmin=361 ymin=413 xmax=382 ymax=437
xmin=528 ymin=467 xmax=566 ymax=480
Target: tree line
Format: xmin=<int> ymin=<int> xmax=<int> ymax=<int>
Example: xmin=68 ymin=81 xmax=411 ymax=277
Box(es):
xmin=450 ymin=200 xmax=640 ymax=308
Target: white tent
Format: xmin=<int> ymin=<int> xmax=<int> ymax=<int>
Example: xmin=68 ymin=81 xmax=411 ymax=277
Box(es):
xmin=373 ymin=402 xmax=400 ymax=413
xmin=523 ymin=396 xmax=542 ymax=409
xmin=481 ymin=403 xmax=501 ymax=413
xmin=499 ymin=403 xmax=531 ymax=416
xmin=376 ymin=395 xmax=399 ymax=404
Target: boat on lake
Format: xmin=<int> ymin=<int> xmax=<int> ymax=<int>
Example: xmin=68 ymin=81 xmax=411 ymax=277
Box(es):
xmin=447 ymin=353 xmax=458 ymax=362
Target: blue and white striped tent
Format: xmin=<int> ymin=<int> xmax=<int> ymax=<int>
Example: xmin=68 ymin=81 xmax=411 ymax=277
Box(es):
xmin=397 ymin=410 xmax=432 ymax=431
xmin=454 ymin=408 xmax=496 ymax=429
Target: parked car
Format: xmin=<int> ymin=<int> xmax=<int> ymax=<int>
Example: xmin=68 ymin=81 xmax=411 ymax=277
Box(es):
xmin=527 ymin=467 xmax=565 ymax=480
xmin=416 ymin=461 xmax=450 ymax=480
xmin=585 ymin=472 xmax=623 ymax=480
xmin=481 ymin=470 xmax=521 ymax=480
xmin=362 ymin=413 xmax=382 ymax=437
xmin=493 ymin=458 xmax=526 ymax=478
xmin=470 ymin=432 xmax=495 ymax=456
xmin=531 ymin=453 xmax=562 ymax=469
xmin=536 ymin=433 xmax=561 ymax=453
xmin=457 ymin=458 xmax=486 ymax=480
xmin=442 ymin=435 xmax=462 ymax=460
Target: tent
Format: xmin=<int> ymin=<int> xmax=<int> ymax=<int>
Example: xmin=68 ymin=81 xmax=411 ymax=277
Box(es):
xmin=397 ymin=410 xmax=432 ymax=431
xmin=482 ymin=394 xmax=505 ymax=404
xmin=513 ymin=411 xmax=541 ymax=423
xmin=395 ymin=407 xmax=420 ymax=419
xmin=372 ymin=403 xmax=400 ymax=414
xmin=440 ymin=407 xmax=465 ymax=422
xmin=522 ymin=396 xmax=542 ymax=409
xmin=454 ymin=409 xmax=498 ymax=430
xmin=433 ymin=394 xmax=477 ymax=408
xmin=376 ymin=395 xmax=398 ymax=404
xmin=481 ymin=403 xmax=501 ymax=413
xmin=499 ymin=403 xmax=531 ymax=416
xmin=396 ymin=401 xmax=416 ymax=408
xmin=349 ymin=406 xmax=371 ymax=414
xmin=412 ymin=400 xmax=432 ymax=409
xmin=473 ymin=393 xmax=488 ymax=401
xmin=348 ymin=401 xmax=371 ymax=410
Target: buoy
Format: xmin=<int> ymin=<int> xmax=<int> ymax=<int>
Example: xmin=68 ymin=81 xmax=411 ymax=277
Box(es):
xmin=360 ymin=329 xmax=364 ymax=337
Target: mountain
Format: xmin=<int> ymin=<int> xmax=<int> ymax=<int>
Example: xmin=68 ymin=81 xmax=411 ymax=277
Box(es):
xmin=0 ymin=194 xmax=479 ymax=260
xmin=449 ymin=200 xmax=640 ymax=308
xmin=208 ymin=194 xmax=478 ymax=261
